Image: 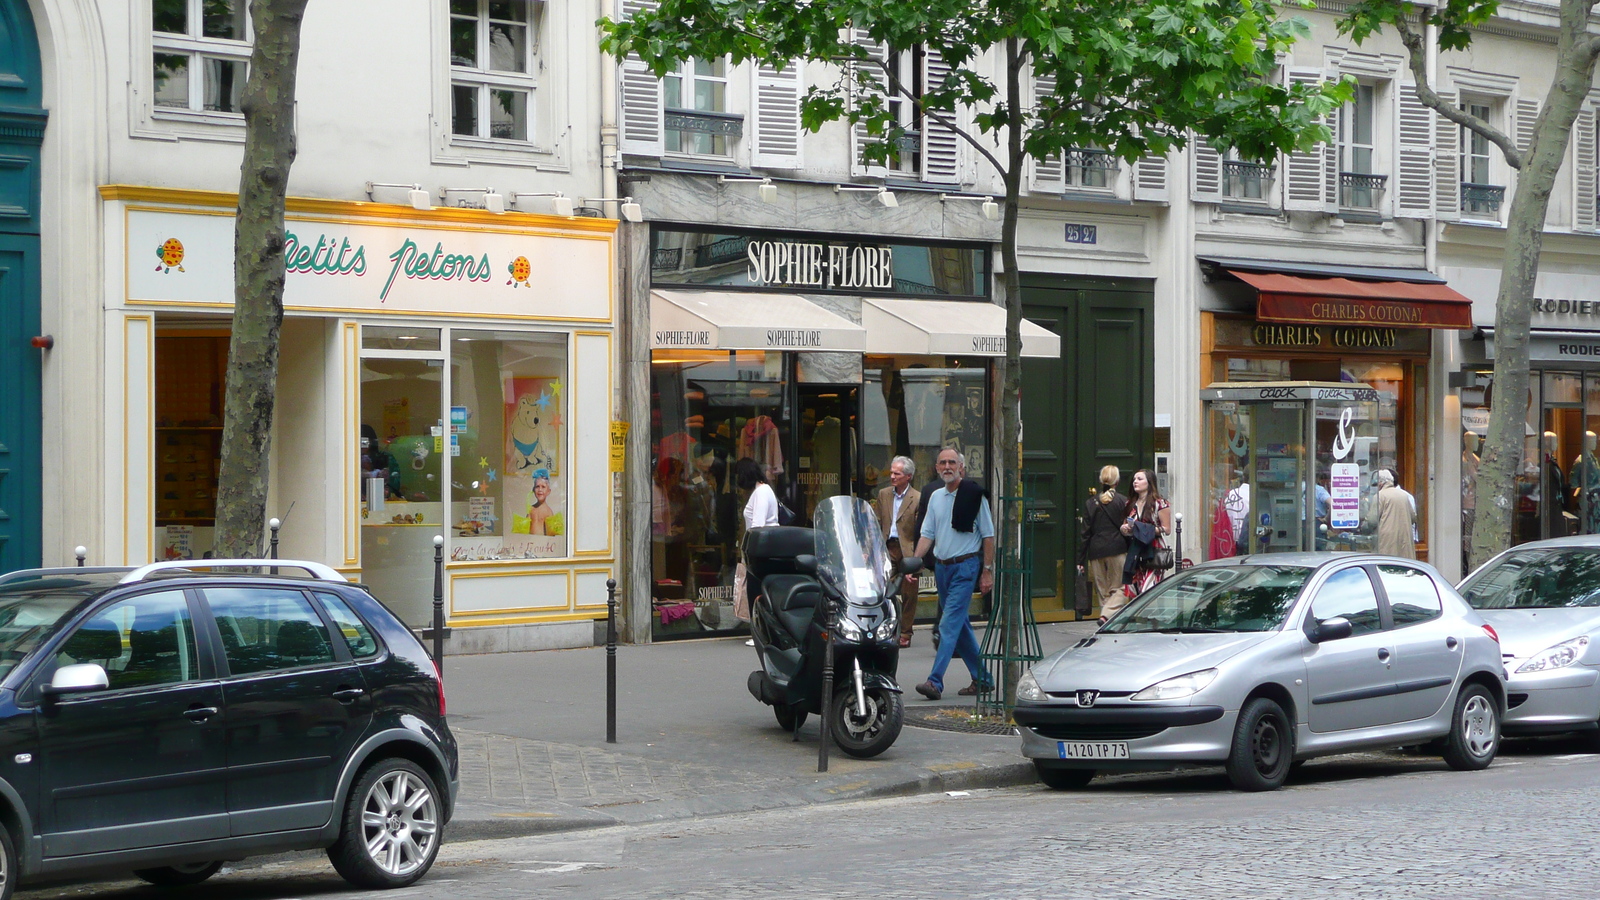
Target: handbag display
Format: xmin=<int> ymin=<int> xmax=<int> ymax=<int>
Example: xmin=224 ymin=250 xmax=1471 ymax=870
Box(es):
xmin=1074 ymin=567 xmax=1093 ymax=616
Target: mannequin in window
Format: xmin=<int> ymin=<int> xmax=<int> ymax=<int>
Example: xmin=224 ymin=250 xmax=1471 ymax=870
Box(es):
xmin=1462 ymin=430 xmax=1480 ymax=570
xmin=1543 ymin=431 xmax=1568 ymax=539
xmin=1573 ymin=430 xmax=1600 ymax=535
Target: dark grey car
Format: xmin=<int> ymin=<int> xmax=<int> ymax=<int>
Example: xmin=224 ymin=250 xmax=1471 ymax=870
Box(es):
xmin=1015 ymin=554 xmax=1505 ymax=791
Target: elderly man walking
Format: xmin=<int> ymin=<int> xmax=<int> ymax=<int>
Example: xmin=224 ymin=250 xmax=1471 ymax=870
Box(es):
xmin=912 ymin=447 xmax=995 ymax=701
xmin=875 ymin=456 xmax=922 ymax=649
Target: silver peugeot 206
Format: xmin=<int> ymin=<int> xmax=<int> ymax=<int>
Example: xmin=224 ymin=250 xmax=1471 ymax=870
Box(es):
xmin=1014 ymin=554 xmax=1506 ymax=792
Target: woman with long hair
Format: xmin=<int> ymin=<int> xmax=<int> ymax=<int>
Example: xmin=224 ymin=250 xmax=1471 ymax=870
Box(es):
xmin=1119 ymin=468 xmax=1172 ymax=600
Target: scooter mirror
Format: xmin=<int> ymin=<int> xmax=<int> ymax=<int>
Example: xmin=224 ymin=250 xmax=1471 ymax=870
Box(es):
xmin=899 ymin=556 xmax=923 ymax=575
xmin=795 ymin=554 xmax=818 ymax=575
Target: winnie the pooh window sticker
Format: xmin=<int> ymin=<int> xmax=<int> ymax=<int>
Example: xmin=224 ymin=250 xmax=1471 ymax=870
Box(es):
xmin=499 ymin=377 xmax=565 ymax=554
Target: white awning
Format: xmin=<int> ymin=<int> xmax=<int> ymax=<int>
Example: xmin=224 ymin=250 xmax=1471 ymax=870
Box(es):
xmin=862 ymin=298 xmax=1061 ymax=358
xmin=650 ymin=290 xmax=866 ymax=352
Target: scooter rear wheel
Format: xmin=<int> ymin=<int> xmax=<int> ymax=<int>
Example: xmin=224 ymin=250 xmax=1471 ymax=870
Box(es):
xmin=774 ymin=705 xmax=808 ymax=732
xmin=831 ymin=686 xmax=903 ymax=758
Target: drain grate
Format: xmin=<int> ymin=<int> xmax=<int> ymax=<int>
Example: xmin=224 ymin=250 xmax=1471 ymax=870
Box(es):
xmin=903 ymin=707 xmax=1019 ymax=736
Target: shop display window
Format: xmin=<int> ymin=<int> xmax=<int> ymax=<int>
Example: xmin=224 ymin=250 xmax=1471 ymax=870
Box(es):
xmin=154 ymin=333 xmax=229 ymax=560
xmin=862 ymin=356 xmax=989 ymax=496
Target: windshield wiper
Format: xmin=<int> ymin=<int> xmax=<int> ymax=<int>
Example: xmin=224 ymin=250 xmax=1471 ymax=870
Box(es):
xmin=1152 ymin=626 xmax=1234 ymax=634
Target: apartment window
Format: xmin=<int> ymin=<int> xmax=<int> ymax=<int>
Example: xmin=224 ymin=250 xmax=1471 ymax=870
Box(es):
xmin=1461 ymin=102 xmax=1503 ymax=216
xmin=1222 ymin=150 xmax=1272 ymax=200
xmin=152 ymin=0 xmax=249 ymax=114
xmin=1339 ymin=83 xmax=1385 ymax=209
xmin=1066 ymin=147 xmax=1115 ymax=189
xmin=884 ymin=48 xmax=923 ymax=175
xmin=665 ymin=59 xmax=736 ymax=156
xmin=451 ymin=0 xmax=540 ymax=142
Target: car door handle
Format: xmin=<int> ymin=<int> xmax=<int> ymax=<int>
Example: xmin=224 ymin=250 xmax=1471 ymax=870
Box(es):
xmin=183 ymin=706 xmax=219 ymax=723
xmin=1446 ymin=636 xmax=1459 ymax=650
xmin=332 ymin=688 xmax=365 ymax=704
xmin=1376 ymin=648 xmax=1391 ymax=662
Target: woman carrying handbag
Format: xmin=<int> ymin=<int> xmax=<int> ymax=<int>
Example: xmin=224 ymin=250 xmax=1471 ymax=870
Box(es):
xmin=1119 ymin=468 xmax=1172 ymax=602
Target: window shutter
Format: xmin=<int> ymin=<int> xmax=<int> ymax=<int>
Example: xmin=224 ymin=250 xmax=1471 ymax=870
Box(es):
xmin=1517 ymin=97 xmax=1540 ymax=155
xmin=1574 ymin=107 xmax=1597 ymax=232
xmin=849 ymin=28 xmax=889 ymax=178
xmin=1133 ymin=152 xmax=1169 ymax=202
xmin=921 ymin=48 xmax=962 ymax=184
xmin=618 ymin=0 xmax=663 ymax=156
xmin=1028 ymin=72 xmax=1064 ymax=193
xmin=752 ymin=61 xmax=804 ymax=169
xmin=1433 ymin=89 xmax=1459 ymax=221
xmin=1283 ymin=68 xmax=1331 ymax=212
xmin=1191 ymin=138 xmax=1222 ymax=202
xmin=1394 ymin=83 xmax=1435 ymax=218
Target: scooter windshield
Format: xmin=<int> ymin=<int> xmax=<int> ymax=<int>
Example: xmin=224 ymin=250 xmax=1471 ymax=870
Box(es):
xmin=813 ymin=495 xmax=889 ymax=603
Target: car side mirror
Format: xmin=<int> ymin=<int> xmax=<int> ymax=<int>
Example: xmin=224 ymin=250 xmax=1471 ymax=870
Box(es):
xmin=42 ymin=663 xmax=109 ymax=698
xmin=1310 ymin=616 xmax=1354 ymax=644
xmin=795 ymin=554 xmax=818 ymax=576
xmin=899 ymin=556 xmax=923 ymax=575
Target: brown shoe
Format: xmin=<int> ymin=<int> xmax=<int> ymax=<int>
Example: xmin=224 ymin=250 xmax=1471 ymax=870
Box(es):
xmin=897 ymin=635 xmax=911 ymax=648
xmin=915 ymin=681 xmax=941 ymax=701
xmin=957 ymin=681 xmax=994 ymax=696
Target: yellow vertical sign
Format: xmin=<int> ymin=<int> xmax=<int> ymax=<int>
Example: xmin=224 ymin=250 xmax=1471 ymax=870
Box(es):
xmin=609 ymin=421 xmax=629 ymax=472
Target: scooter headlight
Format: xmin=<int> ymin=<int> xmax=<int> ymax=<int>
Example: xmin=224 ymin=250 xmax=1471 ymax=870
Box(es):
xmin=834 ymin=616 xmax=864 ymax=641
xmin=873 ymin=614 xmax=898 ymax=642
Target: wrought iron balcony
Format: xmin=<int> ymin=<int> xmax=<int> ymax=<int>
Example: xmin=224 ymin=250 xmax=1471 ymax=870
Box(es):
xmin=892 ymin=129 xmax=921 ymax=152
xmin=1066 ymin=148 xmax=1116 ymax=188
xmin=693 ymin=235 xmax=751 ymax=268
xmin=1461 ymin=182 xmax=1505 ymax=216
xmin=1223 ymin=160 xmax=1273 ymax=200
xmin=663 ymin=108 xmax=745 ymax=138
xmin=1339 ymin=171 xmax=1388 ymax=210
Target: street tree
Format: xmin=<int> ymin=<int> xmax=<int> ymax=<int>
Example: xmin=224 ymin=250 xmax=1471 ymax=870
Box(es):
xmin=214 ymin=0 xmax=312 ymax=559
xmin=602 ymin=0 xmax=1343 ymax=696
xmin=1342 ymin=0 xmax=1600 ymax=569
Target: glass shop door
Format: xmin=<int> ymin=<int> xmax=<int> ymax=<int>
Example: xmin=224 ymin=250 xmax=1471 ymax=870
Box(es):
xmin=793 ymin=386 xmax=858 ymax=525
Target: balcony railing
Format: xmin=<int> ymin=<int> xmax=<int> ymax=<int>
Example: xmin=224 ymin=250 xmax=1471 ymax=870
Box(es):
xmin=1340 ymin=171 xmax=1388 ymax=210
xmin=1066 ymin=148 xmax=1116 ymax=188
xmin=663 ymin=108 xmax=745 ymax=137
xmin=1461 ymin=182 xmax=1505 ymax=217
xmin=1223 ymin=160 xmax=1273 ymax=200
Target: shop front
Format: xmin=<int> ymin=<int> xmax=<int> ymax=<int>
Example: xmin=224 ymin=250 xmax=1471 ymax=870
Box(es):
xmin=1198 ymin=257 xmax=1474 ymax=562
xmin=104 ymin=186 xmax=618 ymax=651
xmin=644 ymin=225 xmax=1057 ymax=639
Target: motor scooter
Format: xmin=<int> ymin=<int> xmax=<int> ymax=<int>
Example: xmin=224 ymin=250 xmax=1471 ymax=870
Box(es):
xmin=743 ymin=495 xmax=920 ymax=758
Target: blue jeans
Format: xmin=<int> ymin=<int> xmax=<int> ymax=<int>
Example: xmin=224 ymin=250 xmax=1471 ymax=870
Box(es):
xmin=928 ymin=555 xmax=988 ymax=692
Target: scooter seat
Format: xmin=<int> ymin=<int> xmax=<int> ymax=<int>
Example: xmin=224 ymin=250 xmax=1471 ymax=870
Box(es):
xmin=762 ymin=574 xmax=820 ymax=641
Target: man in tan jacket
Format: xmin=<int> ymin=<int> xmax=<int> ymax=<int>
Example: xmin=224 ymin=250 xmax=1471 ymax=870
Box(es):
xmin=876 ymin=456 xmax=922 ymax=648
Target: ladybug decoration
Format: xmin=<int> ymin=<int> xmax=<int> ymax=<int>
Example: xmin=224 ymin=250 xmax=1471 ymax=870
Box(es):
xmin=155 ymin=238 xmax=186 ymax=273
xmin=506 ymin=255 xmax=531 ymax=288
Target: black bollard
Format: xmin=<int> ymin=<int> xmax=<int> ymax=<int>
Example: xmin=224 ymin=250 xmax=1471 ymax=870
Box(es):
xmin=1173 ymin=512 xmax=1184 ymax=570
xmin=818 ymin=608 xmax=834 ymax=773
xmin=74 ymin=546 xmax=86 ymax=567
xmin=606 ymin=577 xmax=617 ymax=744
xmin=268 ymin=517 xmax=281 ymax=575
xmin=431 ymin=535 xmax=445 ymax=670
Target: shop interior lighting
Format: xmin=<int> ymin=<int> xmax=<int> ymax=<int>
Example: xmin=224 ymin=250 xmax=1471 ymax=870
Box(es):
xmin=719 ymin=174 xmax=778 ymax=203
xmin=835 ymin=183 xmax=897 ymax=208
xmin=580 ymin=197 xmax=644 ymax=222
xmin=940 ymin=193 xmax=1002 ymax=221
xmin=439 ymin=187 xmax=506 ymax=214
xmin=365 ymin=182 xmax=432 ymax=211
xmin=511 ymin=191 xmax=575 ymax=217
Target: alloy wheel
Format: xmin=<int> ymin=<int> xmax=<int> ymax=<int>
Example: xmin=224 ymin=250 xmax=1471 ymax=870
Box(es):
xmin=360 ymin=769 xmax=439 ymax=877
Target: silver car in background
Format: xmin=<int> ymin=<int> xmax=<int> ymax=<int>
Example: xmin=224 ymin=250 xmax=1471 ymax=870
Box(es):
xmin=1458 ymin=536 xmax=1600 ymax=747
xmin=1015 ymin=555 xmax=1506 ymax=791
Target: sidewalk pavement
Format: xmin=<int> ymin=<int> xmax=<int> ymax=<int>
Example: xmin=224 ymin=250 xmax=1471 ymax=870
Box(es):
xmin=442 ymin=618 xmax=1097 ymax=840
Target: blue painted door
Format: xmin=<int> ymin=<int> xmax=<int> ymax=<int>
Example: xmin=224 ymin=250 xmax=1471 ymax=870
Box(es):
xmin=0 ymin=0 xmax=44 ymax=572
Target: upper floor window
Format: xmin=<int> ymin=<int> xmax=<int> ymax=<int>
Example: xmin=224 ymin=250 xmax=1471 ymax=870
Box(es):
xmin=1461 ymin=101 xmax=1503 ymax=217
xmin=1222 ymin=149 xmax=1272 ymax=201
xmin=450 ymin=0 xmax=540 ymax=142
xmin=1338 ymin=83 xmax=1385 ymax=209
xmin=884 ymin=48 xmax=923 ymax=176
xmin=152 ymin=0 xmax=249 ymax=114
xmin=665 ymin=58 xmax=734 ymax=157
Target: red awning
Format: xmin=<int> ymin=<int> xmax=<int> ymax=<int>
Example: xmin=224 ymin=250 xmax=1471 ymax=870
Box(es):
xmin=1229 ymin=269 xmax=1474 ymax=330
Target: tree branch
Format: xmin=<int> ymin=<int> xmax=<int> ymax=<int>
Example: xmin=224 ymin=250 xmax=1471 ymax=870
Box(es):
xmin=1394 ymin=15 xmax=1524 ymax=169
xmin=870 ymin=56 xmax=1010 ymax=178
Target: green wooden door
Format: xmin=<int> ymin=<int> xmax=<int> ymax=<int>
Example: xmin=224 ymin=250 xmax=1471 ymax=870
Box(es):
xmin=1021 ymin=276 xmax=1153 ymax=614
xmin=0 ymin=0 xmax=44 ymax=572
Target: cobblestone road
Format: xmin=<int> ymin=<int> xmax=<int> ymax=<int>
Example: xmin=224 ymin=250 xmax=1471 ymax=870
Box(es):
xmin=22 ymin=747 xmax=1600 ymax=900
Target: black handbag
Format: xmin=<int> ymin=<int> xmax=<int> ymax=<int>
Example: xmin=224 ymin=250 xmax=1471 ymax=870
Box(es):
xmin=1151 ymin=544 xmax=1175 ymax=571
xmin=776 ymin=498 xmax=797 ymax=526
xmin=1074 ymin=567 xmax=1093 ymax=615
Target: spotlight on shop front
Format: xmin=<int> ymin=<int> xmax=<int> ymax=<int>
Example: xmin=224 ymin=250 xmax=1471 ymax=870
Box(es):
xmin=365 ymin=182 xmax=433 ymax=211
xmin=578 ymin=198 xmax=644 ymax=222
xmin=439 ymin=187 xmax=506 ymax=214
xmin=940 ymin=192 xmax=1001 ymax=221
xmin=718 ymin=174 xmax=779 ymax=204
xmin=510 ymin=192 xmax=575 ymax=217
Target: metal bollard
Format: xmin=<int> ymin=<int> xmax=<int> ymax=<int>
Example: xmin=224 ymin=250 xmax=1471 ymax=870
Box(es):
xmin=818 ymin=611 xmax=834 ymax=773
xmin=606 ymin=578 xmax=618 ymax=743
xmin=268 ymin=518 xmax=281 ymax=574
xmin=431 ymin=535 xmax=445 ymax=670
xmin=1173 ymin=512 xmax=1184 ymax=570
xmin=74 ymin=546 xmax=86 ymax=567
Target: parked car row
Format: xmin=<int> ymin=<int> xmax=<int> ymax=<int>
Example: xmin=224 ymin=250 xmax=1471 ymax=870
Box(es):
xmin=1016 ymin=539 xmax=1600 ymax=792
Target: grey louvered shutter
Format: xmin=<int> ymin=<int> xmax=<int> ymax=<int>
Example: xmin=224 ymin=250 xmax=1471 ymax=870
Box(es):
xmin=1517 ymin=97 xmax=1540 ymax=155
xmin=618 ymin=0 xmax=663 ymax=156
xmin=1574 ymin=107 xmax=1597 ymax=232
xmin=1133 ymin=152 xmax=1169 ymax=201
xmin=1434 ymin=90 xmax=1459 ymax=221
xmin=752 ymin=61 xmax=803 ymax=169
xmin=1394 ymin=84 xmax=1435 ymax=217
xmin=921 ymin=47 xmax=962 ymax=184
xmin=1191 ymin=138 xmax=1223 ymax=201
xmin=1029 ymin=72 xmax=1064 ymax=193
xmin=849 ymin=28 xmax=889 ymax=178
xmin=1284 ymin=68 xmax=1331 ymax=211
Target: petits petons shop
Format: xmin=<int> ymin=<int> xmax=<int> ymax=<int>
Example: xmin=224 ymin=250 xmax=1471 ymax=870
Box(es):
xmin=99 ymin=186 xmax=618 ymax=652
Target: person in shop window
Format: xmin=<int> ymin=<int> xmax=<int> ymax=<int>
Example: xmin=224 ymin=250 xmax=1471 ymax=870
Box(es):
xmin=360 ymin=424 xmax=398 ymax=501
xmin=527 ymin=472 xmax=556 ymax=536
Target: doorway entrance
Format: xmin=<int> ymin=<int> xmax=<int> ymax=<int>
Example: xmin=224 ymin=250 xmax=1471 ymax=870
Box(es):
xmin=794 ymin=385 xmax=857 ymax=524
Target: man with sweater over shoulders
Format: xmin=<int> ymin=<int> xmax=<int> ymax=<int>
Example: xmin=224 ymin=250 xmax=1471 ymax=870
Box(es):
xmin=912 ymin=447 xmax=995 ymax=701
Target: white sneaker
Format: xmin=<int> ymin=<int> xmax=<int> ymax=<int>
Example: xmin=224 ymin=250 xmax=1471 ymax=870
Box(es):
xmin=744 ymin=638 xmax=755 ymax=646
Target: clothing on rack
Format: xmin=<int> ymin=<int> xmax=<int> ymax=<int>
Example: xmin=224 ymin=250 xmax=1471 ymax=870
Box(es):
xmin=738 ymin=416 xmax=785 ymax=481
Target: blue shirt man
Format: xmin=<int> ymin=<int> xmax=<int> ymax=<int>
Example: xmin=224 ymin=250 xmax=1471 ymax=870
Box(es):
xmin=911 ymin=448 xmax=995 ymax=701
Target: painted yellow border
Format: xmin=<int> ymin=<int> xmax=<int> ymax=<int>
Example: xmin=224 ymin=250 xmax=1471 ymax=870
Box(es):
xmin=342 ymin=321 xmax=361 ymax=567
xmin=572 ymin=565 xmax=616 ymax=610
xmin=447 ymin=612 xmax=605 ymax=627
xmin=572 ymin=330 xmax=615 ymax=558
xmin=124 ymin=314 xmax=155 ymax=566
xmin=448 ymin=567 xmax=572 ymax=616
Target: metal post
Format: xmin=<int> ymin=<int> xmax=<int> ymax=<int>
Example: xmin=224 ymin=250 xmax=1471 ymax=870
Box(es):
xmin=817 ymin=615 xmax=834 ymax=773
xmin=1174 ymin=512 xmax=1184 ymax=571
xmin=431 ymin=535 xmax=445 ymax=669
xmin=268 ymin=518 xmax=281 ymax=575
xmin=74 ymin=546 xmax=86 ymax=567
xmin=606 ymin=578 xmax=618 ymax=744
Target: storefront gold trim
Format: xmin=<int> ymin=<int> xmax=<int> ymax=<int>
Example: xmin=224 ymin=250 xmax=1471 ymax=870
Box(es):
xmin=343 ymin=321 xmax=361 ymax=567
xmin=449 ymin=567 xmax=572 ymax=616
xmin=574 ymin=330 xmax=615 ymax=557
xmin=447 ymin=612 xmax=606 ymax=627
xmin=125 ymin=314 xmax=155 ymax=566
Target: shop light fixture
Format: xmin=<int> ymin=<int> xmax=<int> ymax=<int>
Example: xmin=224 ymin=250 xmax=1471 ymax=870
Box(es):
xmin=718 ymin=174 xmax=778 ymax=203
xmin=365 ymin=182 xmax=433 ymax=211
xmin=940 ymin=193 xmax=1002 ymax=221
xmin=511 ymin=191 xmax=575 ymax=217
xmin=835 ymin=183 xmax=897 ymax=208
xmin=439 ymin=187 xmax=506 ymax=214
xmin=580 ymin=197 xmax=644 ymax=222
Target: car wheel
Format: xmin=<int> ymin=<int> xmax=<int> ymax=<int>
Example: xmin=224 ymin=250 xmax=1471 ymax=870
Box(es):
xmin=1226 ymin=697 xmax=1294 ymax=792
xmin=1033 ymin=761 xmax=1095 ymax=790
xmin=1441 ymin=683 xmax=1499 ymax=771
xmin=134 ymin=861 xmax=224 ymax=886
xmin=0 ymin=824 xmax=16 ymax=900
xmin=328 ymin=758 xmax=443 ymax=889
xmin=774 ymin=704 xmax=808 ymax=732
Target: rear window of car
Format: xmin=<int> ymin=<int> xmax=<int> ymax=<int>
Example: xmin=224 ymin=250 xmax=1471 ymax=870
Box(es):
xmin=1103 ymin=565 xmax=1312 ymax=633
xmin=316 ymin=592 xmax=380 ymax=658
xmin=1461 ymin=549 xmax=1600 ymax=609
